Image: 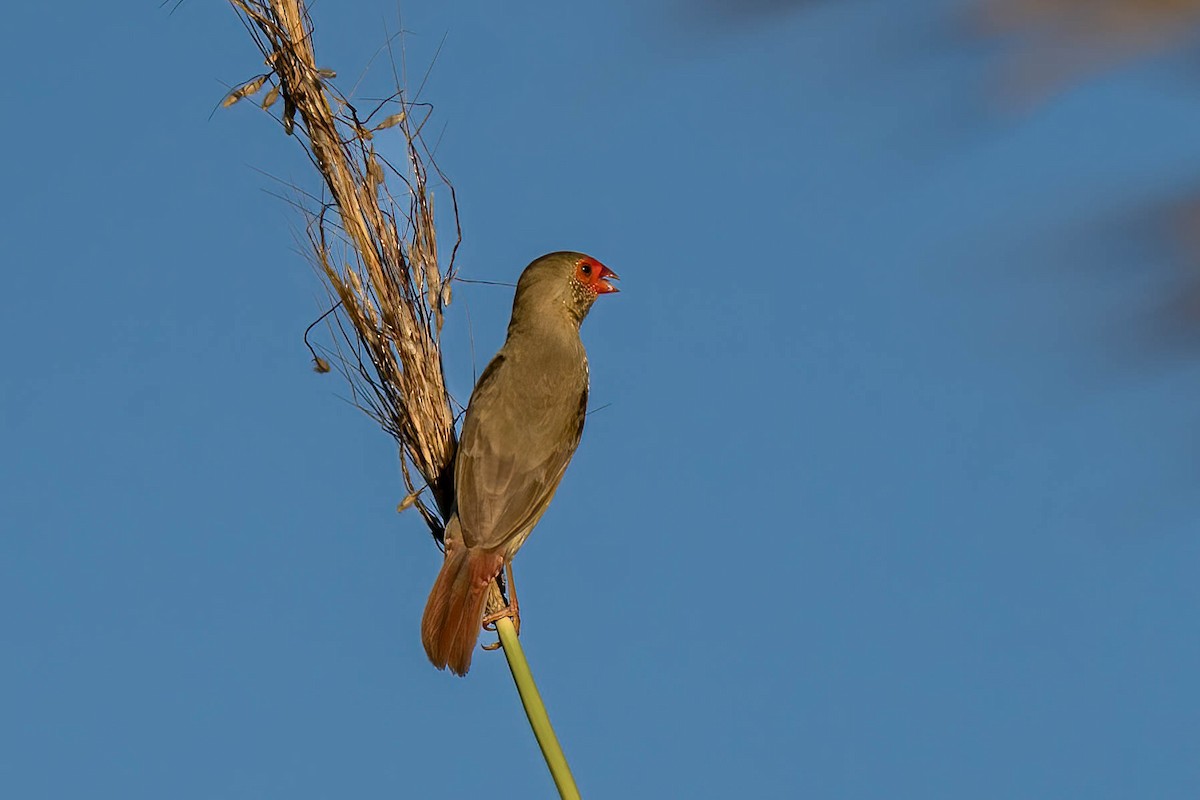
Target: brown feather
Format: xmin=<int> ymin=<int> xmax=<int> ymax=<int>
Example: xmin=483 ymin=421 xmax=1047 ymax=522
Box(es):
xmin=420 ymin=542 xmax=504 ymax=676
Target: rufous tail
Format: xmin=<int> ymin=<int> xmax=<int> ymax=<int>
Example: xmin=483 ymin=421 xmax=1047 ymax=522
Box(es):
xmin=421 ymin=546 xmax=505 ymax=676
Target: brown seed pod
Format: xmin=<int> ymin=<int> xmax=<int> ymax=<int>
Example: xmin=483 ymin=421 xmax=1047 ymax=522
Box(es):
xmin=397 ymin=491 xmax=421 ymax=513
xmin=375 ymin=112 xmax=407 ymax=131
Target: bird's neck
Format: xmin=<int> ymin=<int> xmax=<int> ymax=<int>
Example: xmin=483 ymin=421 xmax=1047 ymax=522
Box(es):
xmin=506 ymin=299 xmax=584 ymax=341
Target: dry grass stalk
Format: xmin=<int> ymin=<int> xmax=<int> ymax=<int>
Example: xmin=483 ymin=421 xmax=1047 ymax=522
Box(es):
xmin=226 ymin=0 xmax=460 ymax=541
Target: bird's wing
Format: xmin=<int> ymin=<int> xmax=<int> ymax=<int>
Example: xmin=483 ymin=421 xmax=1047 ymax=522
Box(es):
xmin=454 ymin=353 xmax=587 ymax=552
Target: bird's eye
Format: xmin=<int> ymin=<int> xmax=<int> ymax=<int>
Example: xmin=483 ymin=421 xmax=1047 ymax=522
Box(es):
xmin=580 ymin=262 xmax=592 ymax=276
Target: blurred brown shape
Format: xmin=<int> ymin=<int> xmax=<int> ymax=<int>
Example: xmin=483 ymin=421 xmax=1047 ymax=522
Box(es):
xmin=1102 ymin=189 xmax=1200 ymax=358
xmin=697 ymin=0 xmax=815 ymax=16
xmin=1162 ymin=193 xmax=1200 ymax=329
xmin=978 ymin=0 xmax=1200 ymax=100
xmin=676 ymin=0 xmax=816 ymax=30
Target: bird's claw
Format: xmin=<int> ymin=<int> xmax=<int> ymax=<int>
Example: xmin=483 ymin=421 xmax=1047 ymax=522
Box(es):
xmin=480 ymin=561 xmax=520 ymax=651
xmin=480 ymin=604 xmax=520 ymax=650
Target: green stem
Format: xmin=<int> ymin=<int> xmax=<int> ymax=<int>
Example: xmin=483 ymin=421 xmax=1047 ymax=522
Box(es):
xmin=495 ymin=616 xmax=581 ymax=800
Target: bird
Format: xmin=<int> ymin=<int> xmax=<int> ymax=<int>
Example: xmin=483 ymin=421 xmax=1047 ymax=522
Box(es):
xmin=421 ymin=251 xmax=619 ymax=676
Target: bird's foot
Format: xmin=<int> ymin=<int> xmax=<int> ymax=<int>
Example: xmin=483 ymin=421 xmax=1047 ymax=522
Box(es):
xmin=480 ymin=604 xmax=520 ymax=650
xmin=480 ymin=561 xmax=520 ymax=651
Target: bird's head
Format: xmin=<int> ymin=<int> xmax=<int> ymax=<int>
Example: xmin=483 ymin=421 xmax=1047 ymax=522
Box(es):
xmin=511 ymin=251 xmax=619 ymax=328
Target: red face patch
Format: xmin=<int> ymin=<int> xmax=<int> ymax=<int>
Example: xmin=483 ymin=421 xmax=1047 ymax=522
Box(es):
xmin=575 ymin=258 xmax=619 ymax=295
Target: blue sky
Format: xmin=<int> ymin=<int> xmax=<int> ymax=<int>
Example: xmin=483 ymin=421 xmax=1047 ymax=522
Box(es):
xmin=3 ymin=1 xmax=1199 ymax=797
